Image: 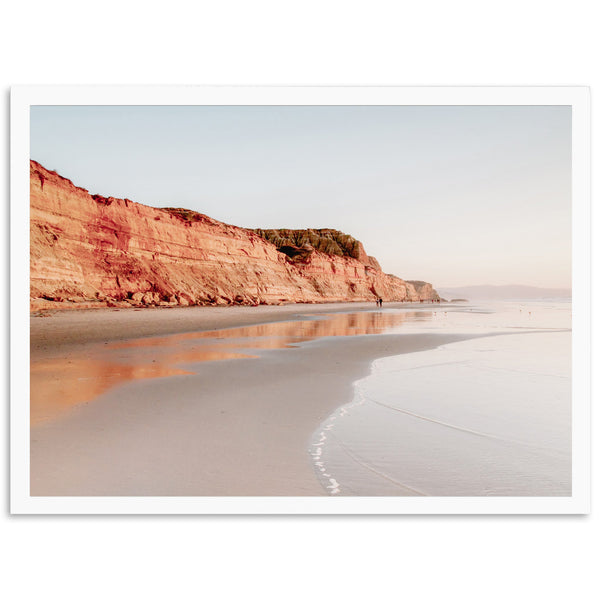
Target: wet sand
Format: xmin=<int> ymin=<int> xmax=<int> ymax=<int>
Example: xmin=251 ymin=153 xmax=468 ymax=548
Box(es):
xmin=32 ymin=302 xmax=419 ymax=355
xmin=30 ymin=303 xmax=475 ymax=496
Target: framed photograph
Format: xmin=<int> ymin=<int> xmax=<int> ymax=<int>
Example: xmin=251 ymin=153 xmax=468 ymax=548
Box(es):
xmin=10 ymin=86 xmax=591 ymax=514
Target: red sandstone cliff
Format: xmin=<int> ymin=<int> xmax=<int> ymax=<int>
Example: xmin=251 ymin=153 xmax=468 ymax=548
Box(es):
xmin=30 ymin=160 xmax=439 ymax=310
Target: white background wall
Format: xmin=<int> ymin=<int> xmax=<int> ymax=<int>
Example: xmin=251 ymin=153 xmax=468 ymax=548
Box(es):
xmin=2 ymin=2 xmax=597 ymax=599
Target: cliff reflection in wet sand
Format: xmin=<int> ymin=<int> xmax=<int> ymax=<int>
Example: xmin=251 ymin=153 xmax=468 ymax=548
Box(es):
xmin=31 ymin=310 xmax=423 ymax=425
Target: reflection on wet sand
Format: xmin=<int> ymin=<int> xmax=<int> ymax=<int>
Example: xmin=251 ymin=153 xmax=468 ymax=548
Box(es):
xmin=110 ymin=310 xmax=420 ymax=348
xmin=31 ymin=310 xmax=424 ymax=425
xmin=30 ymin=349 xmax=257 ymax=426
xmin=31 ymin=359 xmax=193 ymax=426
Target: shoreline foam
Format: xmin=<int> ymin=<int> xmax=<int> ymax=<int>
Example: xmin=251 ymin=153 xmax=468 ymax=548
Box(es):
xmin=311 ymin=301 xmax=572 ymax=496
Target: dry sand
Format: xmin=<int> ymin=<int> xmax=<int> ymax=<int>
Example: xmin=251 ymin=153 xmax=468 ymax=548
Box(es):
xmin=30 ymin=303 xmax=477 ymax=496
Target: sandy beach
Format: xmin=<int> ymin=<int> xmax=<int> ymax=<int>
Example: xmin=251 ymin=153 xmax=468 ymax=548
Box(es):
xmin=31 ymin=303 xmax=393 ymax=354
xmin=30 ymin=302 xmax=476 ymax=496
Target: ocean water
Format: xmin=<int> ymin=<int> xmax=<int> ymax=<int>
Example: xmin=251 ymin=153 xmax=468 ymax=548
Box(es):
xmin=311 ymin=301 xmax=572 ymax=496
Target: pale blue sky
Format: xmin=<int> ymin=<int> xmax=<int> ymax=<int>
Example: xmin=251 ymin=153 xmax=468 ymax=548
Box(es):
xmin=30 ymin=105 xmax=571 ymax=288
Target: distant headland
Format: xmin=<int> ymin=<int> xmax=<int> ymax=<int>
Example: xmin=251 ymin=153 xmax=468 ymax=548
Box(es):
xmin=437 ymin=284 xmax=571 ymax=301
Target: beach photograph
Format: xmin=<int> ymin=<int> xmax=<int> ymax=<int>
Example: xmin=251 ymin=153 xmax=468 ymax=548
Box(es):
xmin=5 ymin=4 xmax=599 ymax=599
xmin=16 ymin=91 xmax=585 ymax=509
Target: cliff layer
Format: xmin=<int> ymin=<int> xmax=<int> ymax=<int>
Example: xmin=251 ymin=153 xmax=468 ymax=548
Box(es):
xmin=30 ymin=160 xmax=439 ymax=310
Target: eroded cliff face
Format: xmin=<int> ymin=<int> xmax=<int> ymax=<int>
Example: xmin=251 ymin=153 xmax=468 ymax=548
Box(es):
xmin=30 ymin=160 xmax=439 ymax=310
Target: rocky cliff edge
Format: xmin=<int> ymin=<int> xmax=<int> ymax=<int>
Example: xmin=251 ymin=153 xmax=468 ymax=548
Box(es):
xmin=30 ymin=160 xmax=439 ymax=310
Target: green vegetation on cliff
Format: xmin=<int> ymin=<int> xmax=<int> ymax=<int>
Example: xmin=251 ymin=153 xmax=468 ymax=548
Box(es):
xmin=160 ymin=207 xmax=215 ymax=224
xmin=254 ymin=228 xmax=363 ymax=260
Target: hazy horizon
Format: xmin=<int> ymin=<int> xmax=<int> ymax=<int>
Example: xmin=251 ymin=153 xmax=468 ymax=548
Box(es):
xmin=30 ymin=105 xmax=572 ymax=288
xmin=436 ymin=284 xmax=572 ymax=301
